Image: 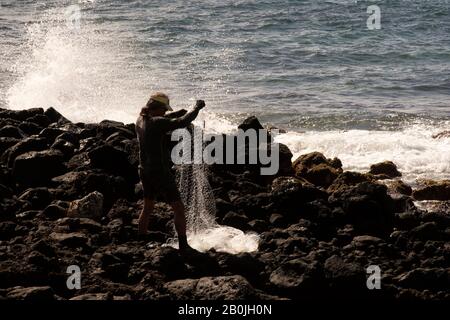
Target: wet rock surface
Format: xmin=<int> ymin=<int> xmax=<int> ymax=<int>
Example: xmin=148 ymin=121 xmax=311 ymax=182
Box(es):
xmin=0 ymin=109 xmax=448 ymax=300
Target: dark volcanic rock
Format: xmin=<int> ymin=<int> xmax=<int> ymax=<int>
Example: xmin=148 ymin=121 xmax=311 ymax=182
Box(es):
xmin=323 ymin=256 xmax=366 ymax=295
xmin=369 ymin=161 xmax=402 ymax=178
xmin=238 ymin=116 xmax=264 ymax=131
xmin=293 ymin=152 xmax=342 ymax=188
xmin=13 ymin=150 xmax=65 ymax=186
xmin=0 ymin=125 xmax=25 ymax=139
xmin=6 ymin=286 xmax=55 ymax=300
xmin=44 ymin=107 xmax=71 ymax=125
xmin=88 ymin=144 xmax=138 ymax=183
xmin=412 ymin=180 xmax=450 ymax=201
xmin=329 ymin=181 xmax=395 ymax=235
xmin=2 ymin=136 xmax=48 ymax=167
xmin=269 ymin=259 xmax=322 ymax=296
xmin=164 ymin=275 xmax=262 ymax=300
xmin=0 ymin=108 xmax=44 ymax=121
xmin=271 ymin=176 xmax=327 ymax=217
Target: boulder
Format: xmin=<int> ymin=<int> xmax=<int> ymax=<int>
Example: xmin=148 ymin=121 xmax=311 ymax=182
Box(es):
xmin=277 ymin=143 xmax=294 ymax=176
xmin=0 ymin=125 xmax=25 ymax=139
xmin=329 ymin=181 xmax=394 ymax=235
xmin=18 ymin=187 xmax=52 ymax=209
xmin=13 ymin=150 xmax=65 ymax=186
xmin=49 ymin=232 xmax=89 ymax=248
xmin=369 ymin=161 xmax=401 ymax=178
xmin=293 ymin=152 xmax=342 ymax=188
xmin=18 ymin=122 xmax=42 ymax=135
xmin=222 ymin=212 xmax=249 ymax=230
xmin=67 ymin=191 xmax=104 ymax=220
xmin=412 ymin=180 xmax=450 ymax=201
xmin=39 ymin=128 xmax=65 ymax=144
xmin=238 ymin=116 xmax=264 ymax=131
xmin=327 ymin=171 xmax=372 ymax=194
xmin=271 ymin=176 xmax=327 ymax=216
xmin=44 ymin=107 xmax=71 ymax=125
xmin=164 ymin=275 xmax=260 ymax=300
xmin=0 ymin=137 xmax=20 ymax=155
xmin=397 ymin=268 xmax=449 ymax=290
xmin=6 ymin=286 xmax=55 ymax=300
xmin=26 ymin=114 xmax=51 ymax=128
xmin=88 ymin=144 xmax=138 ymax=183
xmin=324 ymin=256 xmax=366 ymax=293
xmin=0 ymin=108 xmax=44 ymax=121
xmin=2 ymin=136 xmax=48 ymax=167
xmin=390 ymin=180 xmax=413 ymax=196
xmin=269 ymin=259 xmax=321 ymax=295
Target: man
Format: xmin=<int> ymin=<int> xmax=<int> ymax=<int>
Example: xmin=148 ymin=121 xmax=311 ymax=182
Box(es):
xmin=135 ymin=92 xmax=205 ymax=253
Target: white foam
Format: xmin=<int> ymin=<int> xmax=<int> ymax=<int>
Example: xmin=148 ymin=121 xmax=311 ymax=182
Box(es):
xmin=275 ymin=123 xmax=450 ymax=184
xmin=188 ymin=227 xmax=259 ymax=254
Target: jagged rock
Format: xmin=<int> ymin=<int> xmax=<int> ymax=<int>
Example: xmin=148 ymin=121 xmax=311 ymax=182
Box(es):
xmin=269 ymin=259 xmax=321 ymax=295
xmin=369 ymin=161 xmax=401 ymax=178
xmin=44 ymin=107 xmax=71 ymax=125
xmin=18 ymin=187 xmax=52 ymax=210
xmin=350 ymin=235 xmax=383 ymax=249
xmin=39 ymin=128 xmax=65 ymax=144
xmin=0 ymin=125 xmax=25 ymax=139
xmin=293 ymin=152 xmax=342 ymax=188
xmin=277 ymin=143 xmax=294 ymax=176
xmin=238 ymin=116 xmax=264 ymax=131
xmin=324 ymin=256 xmax=366 ymax=293
xmin=397 ymin=268 xmax=450 ymax=290
xmin=248 ymin=219 xmax=268 ymax=232
xmin=412 ymin=180 xmax=450 ymax=201
xmin=329 ymin=181 xmax=394 ymax=235
xmin=164 ymin=275 xmax=261 ymax=300
xmin=51 ymin=139 xmax=76 ymax=159
xmin=26 ymin=114 xmax=51 ymax=128
xmin=49 ymin=232 xmax=89 ymax=248
xmin=88 ymin=144 xmax=138 ymax=183
xmin=232 ymin=192 xmax=272 ymax=218
xmin=2 ymin=136 xmax=48 ymax=167
xmin=271 ymin=176 xmax=327 ymax=216
xmin=67 ymin=191 xmax=104 ymax=220
xmin=410 ymin=222 xmax=441 ymax=241
xmin=70 ymin=293 xmax=112 ymax=300
xmin=51 ymin=170 xmax=131 ymax=211
xmin=6 ymin=286 xmax=55 ymax=300
xmin=222 ymin=212 xmax=249 ymax=230
xmin=0 ymin=108 xmax=44 ymax=121
xmin=144 ymin=247 xmax=186 ymax=279
xmin=0 ymin=221 xmax=18 ymax=240
xmin=390 ymin=180 xmax=413 ymax=196
xmin=18 ymin=122 xmax=42 ymax=135
xmin=13 ymin=150 xmax=65 ymax=186
xmin=0 ymin=137 xmax=20 ymax=155
xmin=327 ymin=171 xmax=372 ymax=194
xmin=42 ymin=204 xmax=67 ymax=220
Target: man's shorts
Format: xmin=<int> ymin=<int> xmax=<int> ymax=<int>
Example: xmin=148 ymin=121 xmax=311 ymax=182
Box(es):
xmin=138 ymin=167 xmax=181 ymax=203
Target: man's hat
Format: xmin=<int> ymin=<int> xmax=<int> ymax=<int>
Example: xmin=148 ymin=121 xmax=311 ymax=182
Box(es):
xmin=149 ymin=92 xmax=173 ymax=111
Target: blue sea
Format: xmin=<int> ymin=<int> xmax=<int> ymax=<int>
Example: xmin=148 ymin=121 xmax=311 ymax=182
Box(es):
xmin=0 ymin=0 xmax=449 ymax=183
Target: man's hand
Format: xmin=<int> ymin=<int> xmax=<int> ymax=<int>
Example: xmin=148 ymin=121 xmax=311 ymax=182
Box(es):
xmin=195 ymin=100 xmax=206 ymax=110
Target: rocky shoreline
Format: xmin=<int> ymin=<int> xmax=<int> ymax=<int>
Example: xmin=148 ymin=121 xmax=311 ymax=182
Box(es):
xmin=0 ymin=107 xmax=449 ymax=300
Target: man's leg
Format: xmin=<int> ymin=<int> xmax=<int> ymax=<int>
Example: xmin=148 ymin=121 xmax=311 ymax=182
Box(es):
xmin=170 ymin=200 xmax=190 ymax=250
xmin=138 ymin=197 xmax=155 ymax=235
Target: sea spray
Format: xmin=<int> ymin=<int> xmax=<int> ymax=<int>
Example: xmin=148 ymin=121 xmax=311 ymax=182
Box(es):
xmin=171 ymin=125 xmax=259 ymax=254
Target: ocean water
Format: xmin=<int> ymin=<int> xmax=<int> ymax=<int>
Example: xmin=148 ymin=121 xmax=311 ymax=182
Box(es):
xmin=1 ymin=0 xmax=449 ymax=184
